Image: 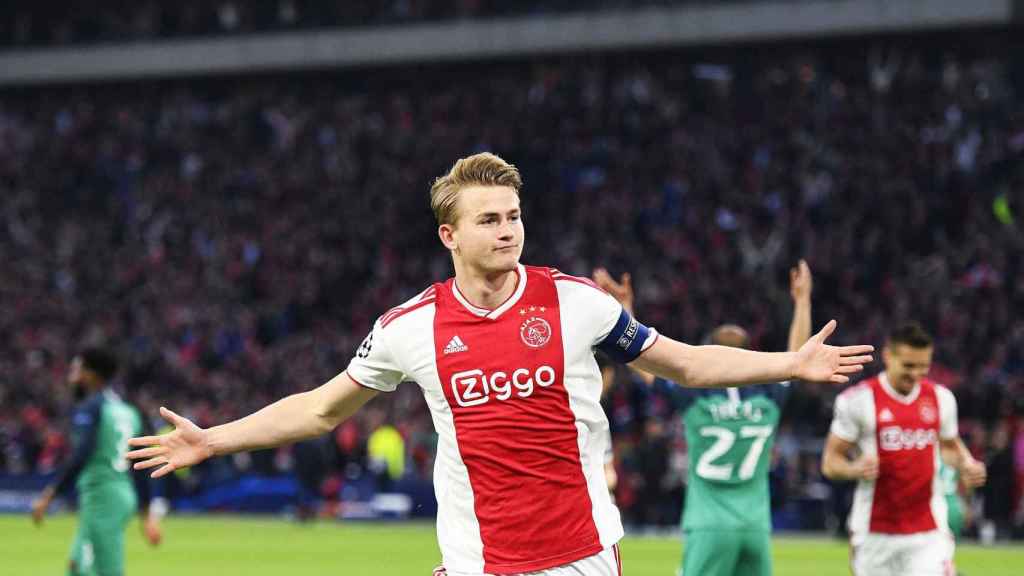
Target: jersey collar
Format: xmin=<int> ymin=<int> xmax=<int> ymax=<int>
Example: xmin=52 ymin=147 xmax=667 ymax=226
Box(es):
xmin=879 ymin=372 xmax=920 ymax=405
xmin=452 ymin=264 xmax=527 ymax=320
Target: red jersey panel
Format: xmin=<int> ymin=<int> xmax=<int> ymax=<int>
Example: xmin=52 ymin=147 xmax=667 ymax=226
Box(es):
xmin=433 ymin=266 xmax=601 ymax=574
xmin=869 ymin=378 xmax=941 ymax=534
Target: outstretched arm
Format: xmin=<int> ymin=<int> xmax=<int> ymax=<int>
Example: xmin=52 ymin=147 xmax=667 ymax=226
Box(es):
xmin=630 ymin=319 xmax=872 ymax=389
xmin=594 ymin=261 xmax=840 ymax=390
xmin=128 ymin=371 xmax=377 ymax=478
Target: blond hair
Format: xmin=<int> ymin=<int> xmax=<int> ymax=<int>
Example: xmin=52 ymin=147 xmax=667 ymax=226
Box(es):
xmin=430 ymin=153 xmax=522 ymax=226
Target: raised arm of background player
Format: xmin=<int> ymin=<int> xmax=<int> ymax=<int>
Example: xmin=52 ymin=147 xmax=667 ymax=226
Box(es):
xmin=591 ymin=259 xmax=815 ymax=385
xmin=31 ymin=399 xmax=162 ymax=545
xmin=126 ymin=290 xmax=871 ymax=480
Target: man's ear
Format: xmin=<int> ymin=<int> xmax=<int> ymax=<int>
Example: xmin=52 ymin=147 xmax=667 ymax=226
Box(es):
xmin=439 ymin=223 xmax=457 ymax=251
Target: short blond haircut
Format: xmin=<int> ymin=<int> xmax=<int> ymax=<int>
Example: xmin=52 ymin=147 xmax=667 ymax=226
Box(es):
xmin=430 ymin=153 xmax=522 ymax=226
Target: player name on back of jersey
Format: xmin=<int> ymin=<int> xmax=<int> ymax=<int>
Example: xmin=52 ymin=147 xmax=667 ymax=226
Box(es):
xmin=708 ymin=399 xmax=766 ymax=423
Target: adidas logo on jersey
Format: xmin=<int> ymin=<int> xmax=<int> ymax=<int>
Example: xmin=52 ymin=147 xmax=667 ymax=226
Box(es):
xmin=879 ymin=408 xmax=894 ymax=423
xmin=444 ymin=335 xmax=469 ymax=355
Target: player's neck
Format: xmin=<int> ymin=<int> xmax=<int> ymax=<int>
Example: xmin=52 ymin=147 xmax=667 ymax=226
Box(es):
xmin=882 ymin=372 xmax=917 ymax=397
xmin=452 ymin=261 xmax=519 ymax=310
xmin=892 ymin=384 xmax=916 ymax=396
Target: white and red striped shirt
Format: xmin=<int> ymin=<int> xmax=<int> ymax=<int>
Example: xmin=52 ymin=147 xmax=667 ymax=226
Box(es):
xmin=830 ymin=373 xmax=959 ymax=544
xmin=347 ymin=264 xmax=657 ymax=574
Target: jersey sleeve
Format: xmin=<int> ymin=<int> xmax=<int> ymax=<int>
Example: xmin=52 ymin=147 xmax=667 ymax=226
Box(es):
xmin=345 ymin=318 xmax=407 ymax=393
xmin=52 ymin=398 xmax=102 ymax=494
xmin=829 ymin=388 xmax=862 ymax=443
xmin=936 ymin=386 xmax=959 ymax=440
xmin=596 ymin=307 xmax=659 ymax=364
xmin=554 ymin=273 xmax=657 ymax=363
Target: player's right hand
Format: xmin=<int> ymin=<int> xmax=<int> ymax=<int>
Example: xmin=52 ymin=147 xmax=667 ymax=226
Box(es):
xmin=30 ymin=487 xmax=53 ymax=527
xmin=142 ymin=515 xmax=162 ymax=547
xmin=592 ymin=268 xmax=634 ymax=313
xmin=960 ymin=458 xmax=987 ymax=488
xmin=853 ymin=455 xmax=879 ymax=481
xmin=127 ymin=407 xmax=213 ymax=479
xmin=790 ymin=259 xmax=813 ymax=303
xmin=30 ymin=498 xmax=47 ymax=526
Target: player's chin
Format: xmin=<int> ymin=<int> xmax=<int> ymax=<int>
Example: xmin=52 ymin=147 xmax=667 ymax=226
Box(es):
xmin=489 ymin=249 xmax=520 ymax=266
xmin=488 ymin=252 xmax=520 ymax=272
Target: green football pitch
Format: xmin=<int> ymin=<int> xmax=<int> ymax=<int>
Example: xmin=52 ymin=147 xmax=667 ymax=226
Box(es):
xmin=5 ymin=514 xmax=1022 ymax=575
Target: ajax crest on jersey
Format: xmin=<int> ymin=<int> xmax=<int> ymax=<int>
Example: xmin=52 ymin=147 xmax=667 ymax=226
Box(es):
xmin=919 ymin=403 xmax=937 ymax=424
xmin=520 ymin=316 xmax=552 ymax=348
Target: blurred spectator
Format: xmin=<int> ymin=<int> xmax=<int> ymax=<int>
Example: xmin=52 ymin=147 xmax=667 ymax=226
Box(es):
xmin=367 ymin=409 xmax=405 ymax=491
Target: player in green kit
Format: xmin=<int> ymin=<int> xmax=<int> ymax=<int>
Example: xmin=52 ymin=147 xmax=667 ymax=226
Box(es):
xmin=594 ymin=260 xmax=813 ymax=576
xmin=32 ymin=348 xmax=162 ymax=576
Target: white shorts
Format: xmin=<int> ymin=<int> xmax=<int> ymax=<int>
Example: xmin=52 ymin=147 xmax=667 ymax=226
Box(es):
xmin=436 ymin=545 xmax=622 ymax=576
xmin=851 ymin=531 xmax=954 ymax=576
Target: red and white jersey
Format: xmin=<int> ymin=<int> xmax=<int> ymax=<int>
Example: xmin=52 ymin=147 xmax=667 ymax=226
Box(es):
xmin=347 ymin=264 xmax=658 ymax=574
xmin=830 ymin=373 xmax=958 ymax=544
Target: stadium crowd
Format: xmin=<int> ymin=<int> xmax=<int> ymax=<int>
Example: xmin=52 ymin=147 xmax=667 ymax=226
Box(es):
xmin=1 ymin=38 xmax=1022 ymax=536
xmin=2 ymin=0 xmax=833 ymax=48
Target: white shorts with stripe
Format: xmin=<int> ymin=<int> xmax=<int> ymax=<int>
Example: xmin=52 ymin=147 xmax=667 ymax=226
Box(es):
xmin=435 ymin=545 xmax=622 ymax=576
xmin=851 ymin=531 xmax=954 ymax=576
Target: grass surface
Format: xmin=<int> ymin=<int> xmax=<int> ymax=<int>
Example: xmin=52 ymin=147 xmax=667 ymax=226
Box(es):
xmin=5 ymin=514 xmax=1022 ymax=575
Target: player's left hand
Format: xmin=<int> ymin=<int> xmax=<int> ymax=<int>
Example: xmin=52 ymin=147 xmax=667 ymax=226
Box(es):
xmin=961 ymin=458 xmax=987 ymax=488
xmin=792 ymin=320 xmax=874 ymax=384
xmin=127 ymin=407 xmax=213 ymax=479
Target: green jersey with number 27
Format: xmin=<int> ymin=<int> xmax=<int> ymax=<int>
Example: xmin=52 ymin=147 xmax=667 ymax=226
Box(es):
xmin=674 ymin=384 xmax=783 ymax=531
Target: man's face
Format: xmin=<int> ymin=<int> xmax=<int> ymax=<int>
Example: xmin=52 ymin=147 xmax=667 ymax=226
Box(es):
xmin=882 ymin=344 xmax=933 ymax=393
xmin=443 ymin=186 xmax=524 ymax=275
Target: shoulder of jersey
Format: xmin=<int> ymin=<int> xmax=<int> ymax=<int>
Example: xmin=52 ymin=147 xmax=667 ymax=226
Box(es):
xmin=379 ymin=285 xmax=440 ymax=328
xmin=922 ymin=377 xmax=952 ymax=396
xmin=837 ymin=378 xmax=875 ymax=400
xmin=73 ymin=394 xmax=103 ymax=422
xmin=547 ymin=267 xmax=607 ymax=293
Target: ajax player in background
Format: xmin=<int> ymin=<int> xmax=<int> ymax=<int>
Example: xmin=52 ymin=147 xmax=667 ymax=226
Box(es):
xmin=594 ymin=260 xmax=813 ymax=576
xmin=127 ymin=153 xmax=873 ymax=576
xmin=31 ymin=348 xmax=162 ymax=576
xmin=822 ymin=323 xmax=986 ymax=576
